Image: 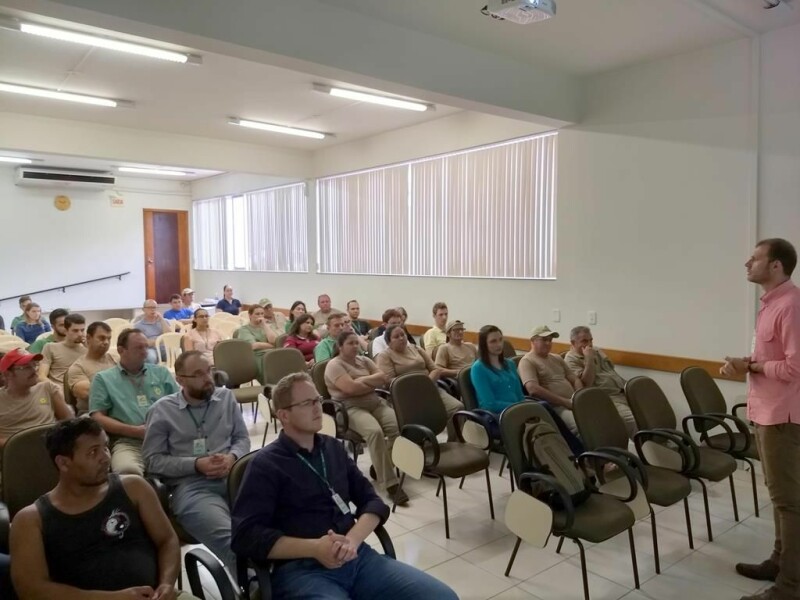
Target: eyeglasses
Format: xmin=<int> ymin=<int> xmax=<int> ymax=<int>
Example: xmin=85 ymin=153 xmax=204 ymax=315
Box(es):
xmin=286 ymin=396 xmax=323 ymax=410
xmin=11 ymin=362 xmax=39 ymax=372
xmin=177 ymin=368 xmax=217 ymax=380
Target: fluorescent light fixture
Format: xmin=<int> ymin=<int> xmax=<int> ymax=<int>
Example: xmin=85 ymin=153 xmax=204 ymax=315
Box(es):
xmin=0 ymin=156 xmax=33 ymax=164
xmin=0 ymin=82 xmax=127 ymax=107
xmin=315 ymin=84 xmax=430 ymax=112
xmin=229 ymin=118 xmax=328 ymax=140
xmin=118 ymin=167 xmax=188 ymax=176
xmin=17 ymin=22 xmax=198 ymax=64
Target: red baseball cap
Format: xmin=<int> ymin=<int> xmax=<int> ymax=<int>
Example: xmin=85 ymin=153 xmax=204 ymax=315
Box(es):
xmin=0 ymin=348 xmax=43 ymax=372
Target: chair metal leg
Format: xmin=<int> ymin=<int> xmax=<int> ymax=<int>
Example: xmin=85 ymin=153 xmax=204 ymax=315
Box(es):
xmin=392 ymin=473 xmax=406 ymax=514
xmin=575 ymin=539 xmax=590 ymax=600
xmin=650 ymin=506 xmax=661 ymax=574
xmin=485 ymin=468 xmax=495 ymax=520
xmin=251 ymin=402 xmax=257 ymax=421
xmin=436 ymin=478 xmax=443 ymax=497
xmin=459 ymin=476 xmax=466 ymax=490
xmin=505 ymin=537 xmax=522 ymax=577
xmin=261 ymin=423 xmax=268 ymax=448
xmin=499 ymin=455 xmax=507 ymax=478
xmin=729 ymin=474 xmax=740 ymax=522
xmin=628 ymin=528 xmax=640 ymax=589
xmin=440 ymin=477 xmax=450 ymax=539
xmin=744 ymin=458 xmax=759 ymax=517
xmin=556 ymin=536 xmax=565 ymax=554
xmin=695 ymin=478 xmax=713 ymax=541
xmin=683 ymin=497 xmax=694 ymax=549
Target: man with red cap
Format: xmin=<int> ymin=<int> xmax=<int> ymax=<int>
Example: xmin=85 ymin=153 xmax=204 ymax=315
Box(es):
xmin=0 ymin=349 xmax=73 ymax=448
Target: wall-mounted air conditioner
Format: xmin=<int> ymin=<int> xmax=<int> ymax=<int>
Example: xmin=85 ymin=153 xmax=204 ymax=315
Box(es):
xmin=14 ymin=167 xmax=116 ymax=189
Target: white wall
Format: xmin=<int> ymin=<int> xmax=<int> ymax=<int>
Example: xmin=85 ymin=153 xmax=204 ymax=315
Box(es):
xmin=191 ymin=172 xmax=301 ymax=200
xmin=0 ymin=167 xmax=191 ymax=326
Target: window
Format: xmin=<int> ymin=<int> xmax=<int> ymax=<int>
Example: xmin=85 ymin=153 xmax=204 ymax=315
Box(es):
xmin=192 ymin=182 xmax=308 ymax=272
xmin=316 ymin=132 xmax=556 ymax=279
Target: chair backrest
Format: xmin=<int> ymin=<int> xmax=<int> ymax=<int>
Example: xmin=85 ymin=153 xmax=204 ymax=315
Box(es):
xmin=263 ymin=348 xmax=307 ymax=386
xmin=0 ymin=337 xmax=28 ymax=352
xmin=34 ymin=331 xmax=52 ymax=342
xmin=214 ymin=340 xmax=259 ymax=386
xmin=227 ymin=450 xmax=258 ymax=507
xmin=510 ymin=355 xmax=523 ymax=368
xmin=502 ymin=340 xmax=517 ymax=359
xmin=311 ymin=359 xmax=331 ymax=398
xmin=680 ymin=367 xmax=727 ymax=434
xmin=457 ymin=366 xmax=479 ymax=411
xmin=390 ymin=372 xmax=448 ymax=436
xmin=499 ymin=401 xmax=559 ymax=487
xmin=212 ymin=320 xmax=240 ymax=340
xmin=274 ymin=334 xmax=288 ymax=349
xmin=2 ymin=424 xmax=60 ymax=517
xmin=156 ymin=332 xmax=184 ymax=371
xmin=0 ymin=329 xmax=10 ymax=336
xmin=572 ymin=387 xmax=629 ymax=450
xmin=625 ymin=376 xmax=677 ymax=430
xmin=103 ymin=318 xmax=131 ymax=330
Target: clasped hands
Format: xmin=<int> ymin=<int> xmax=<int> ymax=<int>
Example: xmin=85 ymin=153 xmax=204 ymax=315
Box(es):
xmin=315 ymin=529 xmax=360 ymax=569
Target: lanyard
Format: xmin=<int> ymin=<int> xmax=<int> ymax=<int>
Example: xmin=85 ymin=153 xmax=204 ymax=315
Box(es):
xmin=124 ymin=370 xmax=147 ymax=396
xmin=296 ymin=452 xmax=331 ymax=490
xmin=186 ymin=401 xmax=212 ymax=436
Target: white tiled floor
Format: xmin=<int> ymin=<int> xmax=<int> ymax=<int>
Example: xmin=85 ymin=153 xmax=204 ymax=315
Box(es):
xmin=187 ymin=408 xmax=776 ymax=600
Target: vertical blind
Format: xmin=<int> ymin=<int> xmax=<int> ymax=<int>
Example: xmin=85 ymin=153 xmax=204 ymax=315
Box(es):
xmin=317 ymin=132 xmax=557 ymax=279
xmin=191 ymin=182 xmax=308 ymax=272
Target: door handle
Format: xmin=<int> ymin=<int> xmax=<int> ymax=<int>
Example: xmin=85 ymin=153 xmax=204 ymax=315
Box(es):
xmin=147 ymin=258 xmax=154 ymax=265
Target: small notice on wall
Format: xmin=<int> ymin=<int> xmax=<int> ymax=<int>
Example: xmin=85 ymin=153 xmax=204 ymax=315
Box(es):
xmin=109 ymin=194 xmax=125 ymax=208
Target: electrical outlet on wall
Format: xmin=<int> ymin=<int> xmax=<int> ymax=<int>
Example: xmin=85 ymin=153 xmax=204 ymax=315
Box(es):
xmin=588 ymin=310 xmax=597 ymax=325
xmin=552 ymin=309 xmax=561 ymax=323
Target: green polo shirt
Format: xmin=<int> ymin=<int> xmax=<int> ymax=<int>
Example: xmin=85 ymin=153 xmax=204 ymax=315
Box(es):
xmin=314 ymin=337 xmax=337 ymax=362
xmin=89 ymin=363 xmax=178 ymax=428
xmin=28 ymin=334 xmax=55 ymax=354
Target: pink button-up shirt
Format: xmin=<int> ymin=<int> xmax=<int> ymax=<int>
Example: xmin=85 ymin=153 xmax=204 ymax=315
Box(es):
xmin=748 ymin=279 xmax=800 ymax=425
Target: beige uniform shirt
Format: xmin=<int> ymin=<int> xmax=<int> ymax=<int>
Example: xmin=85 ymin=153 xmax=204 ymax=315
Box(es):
xmin=376 ymin=345 xmax=435 ymax=379
xmin=564 ymin=348 xmax=626 ymax=398
xmin=0 ymin=381 xmax=59 ymax=442
xmin=67 ymin=354 xmax=118 ymax=412
xmin=324 ymin=356 xmax=383 ymax=410
xmin=518 ymin=352 xmax=576 ymax=399
xmin=42 ymin=342 xmax=87 ymax=385
xmin=435 ymin=343 xmax=478 ymax=371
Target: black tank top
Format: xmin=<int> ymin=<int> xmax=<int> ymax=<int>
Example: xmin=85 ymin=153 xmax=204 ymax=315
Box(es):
xmin=36 ymin=474 xmax=159 ymax=591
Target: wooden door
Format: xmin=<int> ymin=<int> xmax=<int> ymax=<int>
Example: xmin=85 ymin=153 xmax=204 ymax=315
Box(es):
xmin=143 ymin=209 xmax=189 ymax=303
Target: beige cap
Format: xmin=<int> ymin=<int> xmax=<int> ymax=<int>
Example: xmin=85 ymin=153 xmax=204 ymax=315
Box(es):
xmin=445 ymin=320 xmax=465 ymax=334
xmin=530 ymin=325 xmax=559 ymax=339
xmin=181 ymin=288 xmax=194 ymax=295
xmin=259 ymin=297 xmax=273 ymax=307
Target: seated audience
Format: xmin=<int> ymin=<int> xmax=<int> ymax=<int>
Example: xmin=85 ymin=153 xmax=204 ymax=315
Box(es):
xmin=163 ymin=293 xmax=194 ymax=323
xmin=14 ymin=302 xmax=51 ymax=345
xmin=67 ymin=321 xmax=117 ymax=415
xmin=422 ymin=302 xmax=449 ymax=353
xmin=370 ymin=309 xmax=404 ymax=356
xmin=434 ymin=320 xmax=478 ymax=377
xmin=89 ymin=329 xmax=178 ymax=475
xmin=230 ymin=372 xmax=458 ymax=600
xmin=312 ymin=293 xmax=341 ymax=327
xmin=285 ymin=314 xmax=319 ymax=366
xmin=518 ymin=326 xmax=582 ymax=433
xmin=346 ymin=299 xmax=371 ymax=337
xmin=143 ymin=351 xmax=251 ymax=573
xmin=9 ymin=295 xmax=32 ymax=332
xmin=260 ymin=298 xmax=288 ymax=343
xmin=565 ymin=325 xmax=637 ymax=438
xmin=133 ymin=300 xmax=173 ymax=364
xmin=28 ymin=308 xmax=69 ymax=354
xmin=314 ymin=312 xmax=346 ymax=362
xmin=376 ymin=325 xmax=464 ymax=441
xmin=235 ymin=305 xmax=273 ymax=382
xmin=10 ymin=418 xmax=196 ymax=600
xmin=0 ymin=349 xmax=72 ymax=449
xmin=342 ymin=315 xmax=370 ymax=353
xmin=215 ymin=284 xmax=242 ymax=315
xmin=325 ymin=331 xmax=406 ymax=504
xmin=182 ymin=287 xmax=201 ymax=311
xmin=184 ymin=308 xmax=223 ymax=364
xmin=39 ymin=313 xmax=87 ymax=386
xmin=469 ymin=326 xmax=525 ymax=438
xmin=285 ymin=300 xmax=308 ymax=333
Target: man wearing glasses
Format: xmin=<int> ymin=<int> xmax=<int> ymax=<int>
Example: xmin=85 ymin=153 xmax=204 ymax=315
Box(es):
xmin=0 ymin=348 xmax=73 ymax=449
xmin=142 ymin=350 xmax=250 ymax=574
xmin=231 ymin=372 xmax=458 ymax=599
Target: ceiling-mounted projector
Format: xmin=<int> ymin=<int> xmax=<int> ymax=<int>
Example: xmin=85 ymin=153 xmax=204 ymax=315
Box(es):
xmin=484 ymin=0 xmax=556 ymax=24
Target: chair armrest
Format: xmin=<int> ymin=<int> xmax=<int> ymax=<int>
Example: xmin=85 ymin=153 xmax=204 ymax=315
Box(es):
xmin=634 ymin=428 xmax=699 ymax=472
xmin=0 ymin=501 xmax=9 ymax=554
xmin=400 ymin=424 xmax=440 ymax=469
xmin=577 ymin=451 xmax=639 ymax=502
xmin=184 ymin=547 xmax=240 ymax=600
xmin=374 ymin=524 xmax=396 ymax=559
xmin=213 ymin=369 xmax=230 ymax=387
xmin=452 ymin=410 xmax=493 ymax=450
xmin=321 ymin=399 xmax=350 ymax=438
xmin=732 ymin=403 xmax=749 ymax=423
xmin=518 ymin=471 xmax=575 ymax=531
xmin=375 ymin=388 xmax=391 ymax=401
xmin=593 ymin=446 xmax=649 ymax=490
xmin=682 ymin=415 xmax=736 ymax=453
xmin=146 ymin=476 xmax=171 ymax=513
xmin=704 ymin=412 xmax=752 ymax=453
xmin=437 ymin=378 xmax=459 ymax=398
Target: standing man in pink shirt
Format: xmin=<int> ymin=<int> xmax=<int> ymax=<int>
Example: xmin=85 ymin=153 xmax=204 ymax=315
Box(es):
xmin=721 ymin=238 xmax=800 ymax=600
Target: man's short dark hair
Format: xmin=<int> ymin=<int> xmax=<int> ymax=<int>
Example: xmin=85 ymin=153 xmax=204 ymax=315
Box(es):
xmin=432 ymin=302 xmax=448 ymax=315
xmin=757 ymin=238 xmax=797 ymax=277
xmin=346 ymin=299 xmax=359 ymax=309
xmin=64 ymin=313 xmax=85 ymax=329
xmin=273 ymin=372 xmax=314 ymax=410
xmin=48 ymin=308 xmax=69 ymax=326
xmin=45 ymin=418 xmax=105 ymax=464
xmin=381 ymin=308 xmax=401 ymax=324
xmin=170 ymin=293 xmax=181 ymax=302
xmin=118 ymin=328 xmax=145 ymax=349
xmin=248 ymin=304 xmax=264 ymax=315
xmin=87 ymin=321 xmax=112 ymax=337
xmin=18 ymin=295 xmax=31 ymax=307
xmin=175 ymin=350 xmax=204 ymax=375
xmin=327 ymin=312 xmax=345 ymax=325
